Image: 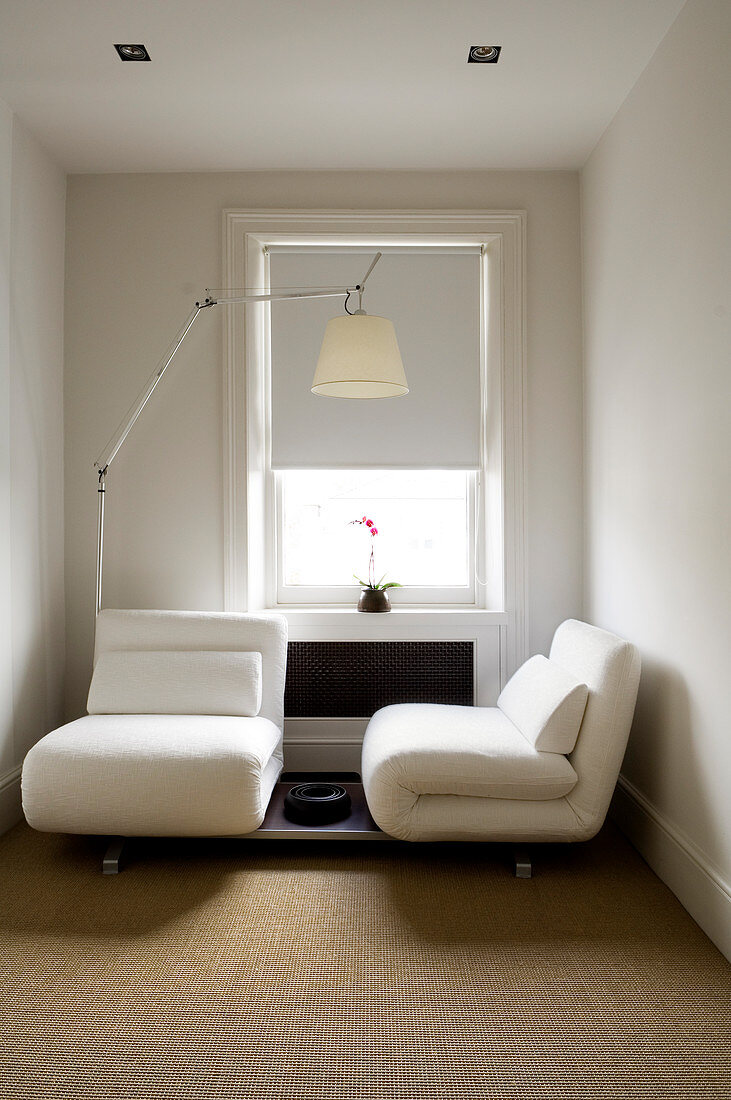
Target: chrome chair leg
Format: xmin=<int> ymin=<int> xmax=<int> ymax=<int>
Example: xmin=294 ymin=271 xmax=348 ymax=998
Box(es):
xmin=513 ymin=847 xmax=532 ymax=878
xmin=102 ymin=836 xmax=126 ymax=875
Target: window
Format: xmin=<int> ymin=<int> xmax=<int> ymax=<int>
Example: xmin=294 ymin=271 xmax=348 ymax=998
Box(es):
xmin=266 ymin=244 xmax=483 ymax=606
xmin=277 ymin=469 xmax=474 ymax=604
xmin=226 ymin=210 xmax=526 ymax=666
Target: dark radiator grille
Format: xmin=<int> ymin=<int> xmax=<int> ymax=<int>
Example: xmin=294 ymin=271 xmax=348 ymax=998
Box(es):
xmin=284 ymin=641 xmax=474 ymax=718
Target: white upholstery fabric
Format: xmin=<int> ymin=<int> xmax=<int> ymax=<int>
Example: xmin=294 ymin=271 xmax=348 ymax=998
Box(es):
xmin=497 ymin=654 xmax=588 ymax=753
xmin=366 ymin=792 xmax=583 ymax=844
xmin=87 ymin=650 xmax=263 ymax=717
xmin=93 ymin=610 xmax=287 ymax=731
xmin=22 ymin=714 xmax=282 ymax=836
xmin=362 ymin=704 xmax=578 ymax=841
xmin=22 ymin=610 xmax=288 ymax=838
xmin=362 ymin=620 xmax=641 ymax=843
xmin=550 ymin=619 xmax=641 ymax=838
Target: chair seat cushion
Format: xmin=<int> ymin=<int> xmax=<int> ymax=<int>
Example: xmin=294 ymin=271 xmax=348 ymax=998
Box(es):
xmin=21 ymin=714 xmax=283 ymax=837
xmin=362 ymin=704 xmax=578 ymax=803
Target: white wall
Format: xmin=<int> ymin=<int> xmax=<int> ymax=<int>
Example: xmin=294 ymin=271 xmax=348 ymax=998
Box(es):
xmin=0 ymin=102 xmax=66 ymax=831
xmin=0 ymin=100 xmax=13 ymax=823
xmin=64 ymin=171 xmax=583 ymax=718
xmin=582 ymin=0 xmax=731 ymax=958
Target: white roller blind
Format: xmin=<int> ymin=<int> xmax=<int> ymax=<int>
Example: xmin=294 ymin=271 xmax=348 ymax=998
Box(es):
xmin=270 ymin=250 xmax=481 ymax=468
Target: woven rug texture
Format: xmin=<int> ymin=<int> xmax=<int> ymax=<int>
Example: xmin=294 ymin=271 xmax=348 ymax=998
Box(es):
xmin=0 ymin=821 xmax=729 ymax=1099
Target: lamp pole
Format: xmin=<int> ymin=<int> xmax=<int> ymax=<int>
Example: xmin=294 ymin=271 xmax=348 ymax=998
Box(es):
xmin=92 ymin=260 xmax=383 ymax=616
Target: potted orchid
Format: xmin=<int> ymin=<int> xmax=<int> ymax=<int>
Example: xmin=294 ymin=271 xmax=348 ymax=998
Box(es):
xmin=349 ymin=516 xmax=401 ymax=612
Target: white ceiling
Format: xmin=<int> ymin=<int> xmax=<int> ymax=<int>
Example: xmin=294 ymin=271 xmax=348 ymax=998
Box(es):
xmin=0 ymin=0 xmax=686 ymax=173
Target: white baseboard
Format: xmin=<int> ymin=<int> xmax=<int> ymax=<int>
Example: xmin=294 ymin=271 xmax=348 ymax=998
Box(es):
xmin=283 ymin=741 xmax=363 ymax=773
xmin=611 ymin=775 xmax=731 ymax=962
xmin=0 ymin=765 xmax=23 ymax=835
xmin=283 ymin=718 xmax=366 ymax=773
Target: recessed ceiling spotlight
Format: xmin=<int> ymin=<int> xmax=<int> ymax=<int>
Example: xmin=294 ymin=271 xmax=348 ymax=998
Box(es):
xmin=114 ymin=44 xmax=151 ymax=62
xmin=468 ymin=45 xmax=501 ymax=64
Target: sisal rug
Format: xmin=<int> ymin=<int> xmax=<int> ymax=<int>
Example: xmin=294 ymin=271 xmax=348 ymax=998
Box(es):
xmin=0 ymin=821 xmax=729 ymax=1099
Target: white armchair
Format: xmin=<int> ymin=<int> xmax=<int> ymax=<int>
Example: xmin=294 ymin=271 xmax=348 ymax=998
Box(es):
xmin=22 ymin=609 xmax=287 ymax=863
xmin=361 ymin=620 xmax=641 ymax=871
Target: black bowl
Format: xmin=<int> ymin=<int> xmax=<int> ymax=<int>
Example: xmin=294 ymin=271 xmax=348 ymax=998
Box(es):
xmin=283 ymin=782 xmax=352 ymax=825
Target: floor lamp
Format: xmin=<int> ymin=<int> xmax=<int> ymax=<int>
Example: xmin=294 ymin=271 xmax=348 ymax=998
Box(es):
xmin=92 ymin=253 xmax=407 ymax=615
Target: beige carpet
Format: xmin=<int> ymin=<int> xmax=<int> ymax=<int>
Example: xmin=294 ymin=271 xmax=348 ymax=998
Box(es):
xmin=0 ymin=821 xmax=729 ymax=1099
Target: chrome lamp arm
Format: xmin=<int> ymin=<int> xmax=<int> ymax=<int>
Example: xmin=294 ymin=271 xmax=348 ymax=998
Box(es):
xmin=93 ymin=286 xmax=359 ymax=476
xmin=92 ymin=279 xmax=372 ymax=617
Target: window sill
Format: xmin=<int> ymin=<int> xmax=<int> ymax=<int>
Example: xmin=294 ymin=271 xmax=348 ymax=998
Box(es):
xmin=265 ymin=605 xmax=508 ymax=639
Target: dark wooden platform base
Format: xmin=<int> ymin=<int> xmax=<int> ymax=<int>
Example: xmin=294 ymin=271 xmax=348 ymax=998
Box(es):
xmin=243 ymin=777 xmax=389 ymax=840
xmin=99 ymin=775 xmax=534 ymax=874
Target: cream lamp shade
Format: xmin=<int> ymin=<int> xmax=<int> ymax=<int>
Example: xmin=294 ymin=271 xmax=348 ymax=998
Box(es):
xmin=311 ymin=314 xmax=409 ymax=399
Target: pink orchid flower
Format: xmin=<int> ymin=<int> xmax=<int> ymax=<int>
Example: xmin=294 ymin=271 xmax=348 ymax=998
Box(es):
xmin=349 ymin=515 xmax=400 ymax=591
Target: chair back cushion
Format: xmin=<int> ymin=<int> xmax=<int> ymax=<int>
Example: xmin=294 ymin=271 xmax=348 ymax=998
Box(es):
xmin=548 ymin=619 xmax=641 ymax=834
xmin=497 ymin=655 xmax=588 ymax=753
xmin=93 ymin=610 xmax=287 ymax=730
xmin=87 ymin=650 xmax=262 ymax=716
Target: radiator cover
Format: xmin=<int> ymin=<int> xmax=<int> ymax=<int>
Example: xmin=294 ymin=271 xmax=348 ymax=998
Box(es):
xmin=284 ymin=640 xmax=474 ymax=718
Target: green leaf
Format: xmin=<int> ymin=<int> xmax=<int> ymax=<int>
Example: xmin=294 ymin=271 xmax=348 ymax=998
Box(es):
xmin=353 ymin=573 xmax=401 ymax=590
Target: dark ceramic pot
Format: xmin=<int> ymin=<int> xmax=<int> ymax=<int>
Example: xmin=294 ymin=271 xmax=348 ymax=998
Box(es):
xmin=357 ymin=587 xmax=391 ymax=613
xmin=283 ymin=782 xmax=352 ymax=825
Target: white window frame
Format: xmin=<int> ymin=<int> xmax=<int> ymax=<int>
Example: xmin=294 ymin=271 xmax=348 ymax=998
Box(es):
xmin=223 ymin=210 xmax=527 ymax=675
